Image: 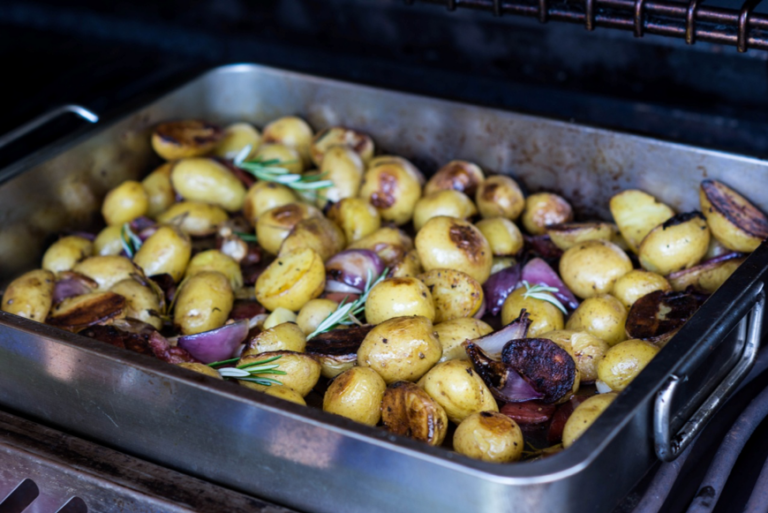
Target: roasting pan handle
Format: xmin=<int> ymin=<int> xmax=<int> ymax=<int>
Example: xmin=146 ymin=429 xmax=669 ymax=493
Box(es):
xmin=654 ymin=289 xmax=765 ymax=462
xmin=0 ymin=105 xmax=99 ymax=150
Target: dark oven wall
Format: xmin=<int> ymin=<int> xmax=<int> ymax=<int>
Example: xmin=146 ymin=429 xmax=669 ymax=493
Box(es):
xmin=2 ymin=0 xmax=768 ymax=160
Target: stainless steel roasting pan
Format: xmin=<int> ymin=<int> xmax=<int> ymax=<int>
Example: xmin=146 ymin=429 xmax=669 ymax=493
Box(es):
xmin=0 ymin=64 xmax=766 ymax=513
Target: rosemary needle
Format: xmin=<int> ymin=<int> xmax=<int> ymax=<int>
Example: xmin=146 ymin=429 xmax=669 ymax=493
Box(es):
xmin=120 ymin=223 xmax=143 ymax=258
xmin=521 ymin=280 xmax=568 ymax=314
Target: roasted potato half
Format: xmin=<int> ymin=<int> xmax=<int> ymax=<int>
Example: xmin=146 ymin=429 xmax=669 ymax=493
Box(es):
xmin=559 ymin=240 xmax=633 ymax=299
xmin=325 ymin=197 xmax=381 ymax=244
xmin=156 ymin=201 xmax=229 ymax=237
xmin=562 ymin=393 xmax=617 ymax=448
xmin=255 ymin=248 xmax=325 ymax=312
xmin=610 ymin=189 xmax=675 ymax=253
xmin=668 ymin=255 xmax=745 ymax=294
xmin=174 ymin=270 xmax=233 ymax=335
xmin=262 ymin=116 xmax=313 ymax=165
xmin=700 ymin=179 xmax=768 ymax=252
xmin=213 ymin=122 xmax=262 ymax=160
xmin=101 ymin=181 xmax=149 ymax=226
xmin=323 ymin=366 xmax=387 ymax=426
xmin=597 ymin=339 xmax=659 ymax=392
xmin=42 ymin=236 xmax=93 ymax=274
xmin=502 ymin=287 xmax=564 ymax=337
xmin=547 ymin=222 xmax=616 ymax=251
xmin=184 ymin=250 xmax=243 ymax=291
xmin=1 ymin=269 xmax=55 ymax=322
xmin=110 ymin=278 xmax=163 ymax=330
xmin=278 ymin=216 xmax=346 ymax=262
xmin=566 ymin=294 xmax=628 ymax=346
xmin=242 ymin=182 xmax=298 ymax=225
xmin=134 ymin=225 xmax=192 ymax=282
xmin=418 ymin=269 xmax=484 ymax=323
xmin=389 ymin=249 xmax=423 ymax=279
xmin=151 ymin=120 xmax=224 ymax=160
xmin=475 ymin=217 xmax=524 ymax=257
xmin=244 ymin=322 xmax=307 ymax=355
xmin=256 ymin=203 xmax=321 ymax=255
xmin=239 ymin=351 xmax=321 ymax=397
xmin=171 ymin=158 xmax=246 ymax=212
xmin=413 ymin=190 xmax=477 ymax=231
xmin=638 ymin=212 xmax=710 ymax=276
xmin=419 ymin=360 xmax=498 ymax=424
xmin=381 ymin=381 xmax=449 ymax=446
xmin=317 ymin=145 xmax=365 ymax=207
xmin=253 ymin=143 xmax=303 ymax=175
xmin=93 ymin=225 xmax=124 ymax=256
xmin=611 ymin=269 xmax=671 ymax=308
xmin=73 ymin=256 xmax=141 ymax=290
xmin=365 ymin=277 xmax=436 ymax=324
xmin=434 ymin=317 xmax=493 ymax=363
xmin=142 ymin=162 xmax=176 ymax=219
xmin=454 ymin=411 xmax=524 ymax=463
xmin=360 ymin=159 xmax=423 ymax=225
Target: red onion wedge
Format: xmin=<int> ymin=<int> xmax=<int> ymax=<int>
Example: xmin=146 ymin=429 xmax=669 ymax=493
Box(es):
xmin=470 ymin=310 xmax=531 ymax=359
xmin=525 ymin=235 xmax=563 ymax=259
xmin=52 ymin=272 xmax=97 ymax=304
xmin=483 ymin=264 xmax=522 ymax=316
xmin=178 ymin=320 xmax=249 ymax=364
xmin=521 ymin=257 xmax=579 ymax=311
xmin=325 ymin=249 xmax=384 ymax=293
xmin=465 ymin=341 xmax=544 ymax=403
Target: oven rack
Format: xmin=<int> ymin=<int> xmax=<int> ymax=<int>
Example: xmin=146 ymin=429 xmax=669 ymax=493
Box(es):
xmin=407 ymin=0 xmax=768 ymax=52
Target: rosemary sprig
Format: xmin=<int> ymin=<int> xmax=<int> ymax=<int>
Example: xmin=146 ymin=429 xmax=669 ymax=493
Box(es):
xmin=120 ymin=223 xmax=143 ymax=258
xmin=521 ymin=280 xmax=567 ymax=314
xmin=235 ymin=231 xmax=258 ymax=243
xmin=307 ymin=267 xmax=389 ymax=340
xmin=212 ymin=355 xmax=286 ymax=387
xmin=234 ymin=144 xmax=333 ymax=198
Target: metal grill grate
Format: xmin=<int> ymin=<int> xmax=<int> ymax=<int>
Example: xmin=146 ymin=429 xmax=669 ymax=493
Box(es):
xmin=407 ymin=0 xmax=768 ymax=52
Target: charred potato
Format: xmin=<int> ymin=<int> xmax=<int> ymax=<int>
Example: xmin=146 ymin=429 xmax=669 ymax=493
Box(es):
xmin=547 ymin=222 xmax=616 ymax=251
xmin=255 ymin=248 xmax=325 ymax=312
xmin=156 ymin=201 xmax=228 ymax=237
xmin=418 ymin=269 xmax=484 ymax=323
xmin=42 ymin=236 xmax=93 ymax=273
xmin=366 ymin=277 xmax=436 ymax=324
xmin=110 ymin=278 xmax=163 ymax=330
xmin=47 ymin=291 xmax=126 ymax=332
xmin=1 ymin=269 xmax=55 ymax=322
xmin=311 ymin=127 xmax=374 ymax=166
xmin=559 ymin=240 xmax=633 ymax=299
xmin=73 ymin=256 xmax=141 ymax=290
xmin=174 ymin=271 xmax=233 ymax=335
xmin=359 ymin=159 xmax=422 ymax=225
xmin=348 ymin=227 xmax=413 ymax=267
xmin=501 ymin=287 xmax=564 ymax=337
xmin=297 ymin=298 xmax=338 ymax=335
xmin=454 ymin=412 xmax=524 ymax=463
xmin=151 ymin=120 xmax=223 ymax=160
xmin=256 ymin=203 xmax=321 ymax=255
xmin=244 ymin=322 xmax=307 ymax=354
xmin=419 ymin=360 xmax=498 ymax=424
xmin=253 ymin=143 xmax=303 ymax=175
xmin=415 ymin=216 xmax=493 ymax=284
xmin=262 ymin=116 xmax=314 ymax=165
xmin=134 ymin=225 xmax=192 ymax=282
xmin=323 ymin=366 xmax=387 ymax=426
xmin=101 ymin=181 xmax=149 ymax=226
xmin=434 ymin=317 xmax=493 ymax=363
xmin=278 ymin=216 xmax=346 ymax=262
xmin=610 ymin=189 xmax=675 ymax=253
xmin=317 ymin=145 xmax=364 ymax=206
xmin=700 ymin=180 xmax=768 ymax=252
xmin=142 ymin=162 xmax=176 ymax=218
xmin=562 ymin=393 xmax=617 ymax=448
xmin=239 ymin=351 xmax=320 ymax=397
xmin=597 ymin=339 xmax=659 ymax=392
xmin=566 ymin=294 xmax=628 ymax=346
xmin=413 ymin=190 xmax=477 ymax=231
xmin=325 ymin=197 xmax=381 ymax=243
xmin=171 ymin=158 xmax=246 ymax=212
xmin=638 ymin=213 xmax=710 ymax=275
xmin=381 ymin=381 xmax=449 ymax=445
xmin=184 ymin=250 xmax=243 ymax=291
xmin=521 ymin=193 xmax=573 ymax=235
xmin=213 ymin=122 xmax=262 ymax=160
xmin=612 ymin=269 xmax=672 ymax=308
xmin=424 ymin=160 xmax=485 ymax=198
xmin=475 ymin=217 xmax=524 ymax=256
xmin=476 ymin=175 xmax=525 ymax=221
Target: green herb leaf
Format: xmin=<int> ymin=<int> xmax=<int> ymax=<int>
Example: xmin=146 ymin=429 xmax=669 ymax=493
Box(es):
xmin=217 ymin=355 xmax=284 ymax=387
xmin=521 ymin=280 xmax=567 ymax=314
xmin=120 ymin=223 xmax=143 ymax=258
xmin=235 ymin=155 xmax=334 ymax=196
xmin=235 ymin=231 xmax=258 ymax=243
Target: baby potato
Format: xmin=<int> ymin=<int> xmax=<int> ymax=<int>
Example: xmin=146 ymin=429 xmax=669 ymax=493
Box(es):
xmin=348 ymin=227 xmax=414 ymax=267
xmin=263 ymin=385 xmax=307 ymax=406
xmin=415 ymin=217 xmax=493 ymax=284
xmin=317 ymin=145 xmax=364 ymax=207
xmin=239 ymin=351 xmax=321 ymax=397
xmin=368 ymin=156 xmax=425 ymax=185
xmin=142 ymin=162 xmax=177 ymax=218
xmin=1 ymin=269 xmax=55 ymax=322
xmin=310 ymin=126 xmax=374 ymax=166
xmin=597 ymin=339 xmax=659 ymax=392
xmin=476 ymin=175 xmax=525 ymax=221
xmin=73 ymin=256 xmax=140 ymax=290
xmin=547 ymin=222 xmax=616 ymax=251
xmin=263 ymin=307 xmax=298 ymax=329
xmin=359 ymin=159 xmax=422 ymax=226
xmin=174 ymin=271 xmax=233 ymax=335
xmin=412 ymin=190 xmax=477 ymax=231
xmin=242 ymin=182 xmax=297 ymax=225
xmin=610 ymin=189 xmax=675 ymax=253
xmin=177 ymin=362 xmax=223 ymax=379
xmin=522 ymin=193 xmax=574 ymax=236
xmin=418 ymin=269 xmax=484 ymax=323
xmin=42 ymin=236 xmax=93 ymax=273
xmin=612 ymin=270 xmax=672 ymax=308
xmin=93 ymin=225 xmax=124 ymax=256
xmin=668 ymin=256 xmax=746 ymax=294
xmin=297 ymin=298 xmax=338 ymax=335
xmin=501 ymin=287 xmax=564 ymax=337
xmin=156 ymin=201 xmax=228 ymax=237
xmin=366 ymin=277 xmax=436 ymax=324
xmin=185 ymin=250 xmax=243 ymax=290
xmin=278 ymin=216 xmax=346 ymax=262
xmin=424 ymin=160 xmax=485 ymax=198
xmin=540 ymin=330 xmax=609 ymax=383
xmin=562 ymin=393 xmax=617 ymax=448
xmin=255 ymin=248 xmax=325 ymax=312
xmin=700 ymin=179 xmax=768 ymax=252
xmin=381 ymin=381 xmax=449 ymax=446
xmin=559 ymin=240 xmax=633 ymax=299
xmin=419 ymin=360 xmax=498 ymax=424
xmin=243 ymin=322 xmax=306 ymax=355
xmin=475 ymin=217 xmax=524 ymax=256
xmin=323 ymin=367 xmax=387 ymax=426
xmin=171 ymin=158 xmax=246 ymax=212
xmin=358 ymin=316 xmax=442 ymax=384
xmin=253 ymin=143 xmax=303 ymax=175
xmin=151 ymin=120 xmax=224 ymax=160
xmin=566 ymin=294 xmax=628 ymax=346
xmin=47 ymin=291 xmax=126 ymax=332
xmin=101 ymin=180 xmax=149 ymax=226
xmin=134 ymin=225 xmax=192 ymax=282
xmin=638 ymin=213 xmax=710 ymax=276
xmin=454 ymin=412 xmax=524 ymax=463
xmin=214 ymin=122 xmax=262 ymax=160
xmin=390 ymin=250 xmax=423 ymax=279
xmin=434 ymin=317 xmax=493 ymax=363
xmin=325 ymin=197 xmax=381 ymax=243
xmin=256 ymin=203 xmax=321 ymax=255
xmin=110 ymin=278 xmax=163 ymax=330
xmin=262 ymin=116 xmax=313 ymax=165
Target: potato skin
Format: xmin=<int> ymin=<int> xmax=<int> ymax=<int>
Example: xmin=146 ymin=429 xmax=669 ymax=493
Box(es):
xmin=42 ymin=236 xmax=93 ymax=273
xmin=317 ymin=145 xmax=364 ymax=206
xmin=174 ymin=271 xmax=233 ymax=335
xmin=539 ymin=330 xmax=608 ymax=384
xmin=278 ymin=216 xmax=346 ymax=262
xmin=610 ymin=189 xmax=675 ymax=254
xmin=323 ymin=367 xmax=387 ymax=426
xmin=255 ymin=248 xmax=325 ymax=312
xmin=357 ymin=316 xmax=442 ymax=384
xmin=360 ymin=160 xmax=422 ymax=225
xmin=381 ymin=381 xmax=449 ymax=445
xmin=434 ymin=317 xmax=493 ymax=363
xmin=73 ymin=256 xmax=140 ymax=290
xmin=311 ymin=127 xmax=374 ymax=166
xmin=171 ymin=158 xmax=246 ymax=212
xmin=262 ymin=116 xmax=313 ymax=165
xmin=110 ymin=278 xmax=163 ymax=330
xmin=419 ymin=269 xmax=484 ymax=323
xmin=133 ymin=225 xmax=192 ymax=282
xmin=424 ymin=160 xmax=485 ymax=198
xmin=254 ymin=143 xmax=303 ymax=175
xmin=142 ymin=161 xmax=176 ymax=218
xmin=263 ymin=385 xmax=307 ymax=405
xmin=93 ymin=225 xmax=124 ymax=256
xmin=415 ymin=216 xmax=493 ymax=284
xmin=521 ymin=193 xmax=573 ymax=235
xmin=325 ymin=197 xmax=381 ymax=244
xmin=1 ymin=269 xmax=55 ymax=322
xmin=668 ymin=257 xmax=745 ymax=294
xmin=101 ymin=180 xmax=149 ymax=226
xmin=239 ymin=351 xmax=320 ymax=397
xmin=297 ymin=298 xmax=338 ymax=335
xmin=612 ymin=270 xmax=671 ymax=308
xmin=700 ymin=180 xmax=768 ymax=253
xmin=597 ymin=339 xmax=659 ymax=392
xmin=177 ymin=362 xmax=223 ymax=379
xmin=214 ymin=122 xmax=262 ymax=160
xmin=566 ymin=294 xmax=628 ymax=346
xmin=242 ymin=182 xmax=298 ymax=225
xmin=366 ymin=277 xmax=436 ymax=325
xmin=453 ymin=411 xmax=524 ymax=463
xmin=151 ymin=120 xmax=223 ymax=160
xmin=638 ymin=213 xmax=710 ymax=276
xmin=348 ymin=227 xmax=413 ymax=267
xmin=390 ymin=250 xmax=424 ymax=279
xmin=244 ymin=322 xmax=307 ymax=355
xmin=562 ymin=393 xmax=617 ymax=448
xmin=559 ymin=240 xmax=633 ymax=299
xmin=547 ymin=222 xmax=616 ymax=251
xmin=501 ymin=287 xmax=564 ymax=337
xmin=156 ymin=201 xmax=228 ymax=237
xmin=419 ymin=360 xmax=498 ymax=424
xmin=413 ymin=190 xmax=477 ymax=231
xmin=256 ymin=203 xmax=321 ymax=255
xmin=476 ymin=175 xmax=525 ymax=221
xmin=185 ymin=250 xmax=243 ymax=291
xmin=475 ymin=217 xmax=524 ymax=256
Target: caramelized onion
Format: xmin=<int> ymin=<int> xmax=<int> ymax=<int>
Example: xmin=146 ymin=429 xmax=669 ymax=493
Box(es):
xmin=465 ymin=341 xmax=543 ymax=403
xmin=177 ymin=320 xmax=249 ymax=363
xmin=325 ymin=249 xmax=384 ymax=293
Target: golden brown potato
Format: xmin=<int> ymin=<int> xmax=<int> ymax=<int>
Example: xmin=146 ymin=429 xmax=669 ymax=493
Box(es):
xmin=242 ymin=182 xmax=298 ymax=225
xmin=110 ymin=278 xmax=163 ymax=330
xmin=243 ymin=322 xmax=306 ymax=355
xmin=700 ymin=180 xmax=768 ymax=252
xmin=381 ymin=381 xmax=449 ymax=446
xmin=547 ymin=222 xmax=616 ymax=251
xmin=238 ymin=351 xmax=321 ymax=397
xmin=612 ymin=270 xmax=672 ymax=308
xmin=101 ymin=181 xmax=149 ymax=226
xmin=173 ymin=271 xmax=233 ymax=335
xmin=73 ymin=256 xmax=141 ymax=290
xmin=413 ymin=190 xmax=477 ymax=231
xmin=47 ymin=291 xmax=126 ymax=332
xmin=566 ymin=295 xmax=628 ymax=346
xmin=156 ymin=201 xmax=228 ymax=237
xmin=171 ymin=158 xmax=246 ymax=212
xmin=253 ymin=143 xmax=303 ymax=175
xmin=419 ymin=360 xmax=498 ymax=424
xmin=278 ymin=216 xmax=346 ymax=262
xmin=359 ymin=159 xmax=422 ymax=225
xmin=93 ymin=225 xmax=124 ymax=256
xmin=177 ymin=362 xmax=223 ymax=379
xmin=454 ymin=412 xmax=524 ymax=463
xmin=325 ymin=197 xmax=381 ymax=244
xmin=521 ymin=193 xmax=574 ymax=235
xmin=668 ymin=256 xmax=746 ymax=294
xmin=434 ymin=317 xmax=494 ymax=363
xmin=133 ymin=225 xmax=192 ymax=282
xmin=597 ymin=339 xmax=659 ymax=392
xmin=184 ymin=250 xmax=243 ymax=291
xmin=262 ymin=116 xmax=313 ymax=165
xmin=415 ymin=217 xmax=493 ymax=284
xmin=42 ymin=236 xmax=93 ymax=273
xmin=501 ymin=287 xmax=564 ymax=337
xmin=142 ymin=162 xmax=177 ymax=219
xmin=418 ymin=269 xmax=484 ymax=323
xmin=475 ymin=217 xmax=524 ymax=256
xmin=389 ymin=249 xmax=423 ymax=279
xmin=358 ymin=316 xmax=442 ymax=384
xmin=255 ymin=248 xmax=325 ymax=312
xmin=559 ymin=240 xmax=633 ymax=299
xmin=262 ymin=307 xmax=298 ymax=329
xmin=296 ymin=298 xmax=338 ymax=335
xmin=263 ymin=385 xmax=307 ymax=405
xmin=638 ymin=213 xmax=710 ymax=276
xmin=368 ymin=156 xmax=425 ymax=184
xmin=476 ymin=175 xmax=525 ymax=221
xmin=256 ymin=203 xmax=321 ymax=255
xmin=424 ymin=160 xmax=485 ymax=198
xmin=151 ymin=120 xmax=223 ymax=160
xmin=1 ymin=269 xmax=55 ymax=322
xmin=323 ymin=366 xmax=387 ymax=426
xmin=562 ymin=393 xmax=617 ymax=448
xmin=610 ymin=189 xmax=675 ymax=253
xmin=215 ymin=122 xmax=261 ymax=160
xmin=316 ymin=145 xmax=364 ymax=207
xmin=348 ymin=227 xmax=413 ymax=267
xmin=365 ymin=277 xmax=436 ymax=325
xmin=310 ymin=127 xmax=374 ymax=166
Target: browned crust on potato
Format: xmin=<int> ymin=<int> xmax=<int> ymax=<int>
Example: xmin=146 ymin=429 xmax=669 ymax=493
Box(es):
xmin=501 ymin=338 xmax=576 ymax=403
xmin=381 ymin=381 xmax=447 ymax=444
xmin=449 ymin=224 xmax=486 ymax=262
xmin=271 ymin=204 xmax=307 ymax=226
xmin=155 ymin=120 xmax=223 ymax=147
xmin=429 ymin=162 xmax=482 ymax=197
xmin=702 ymin=180 xmax=768 ymax=238
xmin=47 ymin=292 xmax=126 ymax=332
xmin=305 ymin=325 xmax=373 ymax=358
xmin=369 ymin=172 xmax=398 ymax=209
xmin=661 ymin=211 xmax=706 ymax=230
